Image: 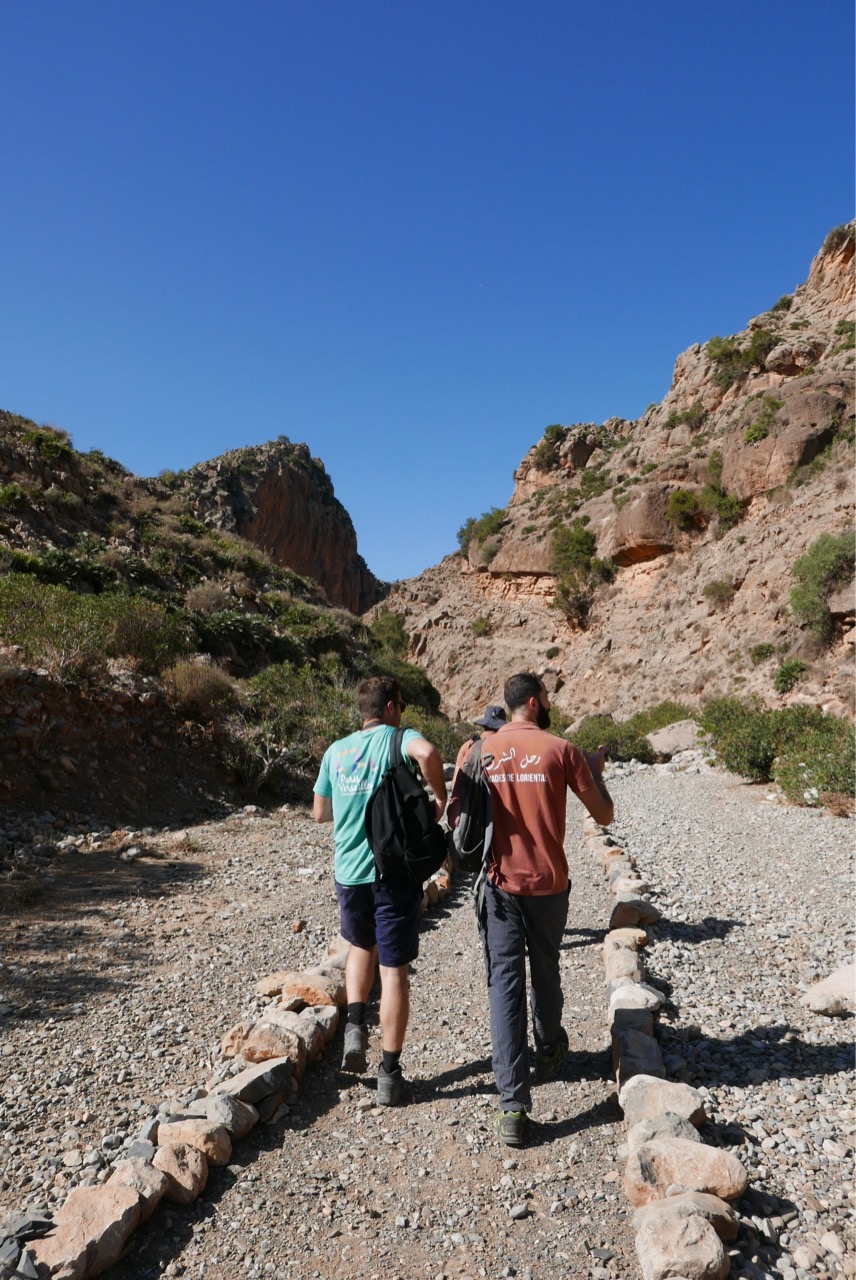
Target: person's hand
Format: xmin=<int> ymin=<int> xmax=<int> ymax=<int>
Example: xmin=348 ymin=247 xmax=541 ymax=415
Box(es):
xmin=433 ymin=798 xmax=447 ymax=823
xmin=584 ymin=745 xmax=608 ymax=777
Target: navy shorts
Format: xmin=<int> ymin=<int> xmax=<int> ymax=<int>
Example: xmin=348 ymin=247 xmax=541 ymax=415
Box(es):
xmin=335 ymin=881 xmax=422 ymax=968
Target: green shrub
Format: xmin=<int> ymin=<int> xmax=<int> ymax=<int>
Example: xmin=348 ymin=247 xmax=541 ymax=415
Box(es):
xmin=626 ymin=701 xmax=693 ymax=736
xmin=700 ymin=698 xmax=854 ymax=811
xmin=665 ymin=402 xmax=705 ymax=432
xmin=789 ymin=530 xmax=855 ymax=644
xmin=369 ymin=608 xmax=410 ymax=658
xmin=706 ymin=450 xmax=724 ymax=490
xmin=773 ymin=658 xmax=807 ymax=693
xmin=703 ymin=579 xmax=735 ymax=609
xmin=162 ymin=660 xmax=239 ymax=717
xmin=106 ymin=598 xmax=190 ymax=674
xmin=770 ymin=706 xmax=855 ymax=807
xmin=0 ymin=482 xmax=30 ymax=510
xmin=706 ymin=329 xmax=777 ymax=389
xmin=666 ymin=489 xmax=703 ymax=531
xmin=549 ymin=519 xmax=616 ymax=627
xmin=0 ymin=575 xmax=107 ymax=680
xmin=546 ymin=646 xmax=560 ymax=659
xmin=457 ymin=507 xmax=506 ymax=553
xmin=822 ymin=224 xmax=855 ymax=254
xmin=400 ymin=708 xmax=467 ymax=765
xmin=699 ymin=698 xmax=780 ymax=781
xmin=22 ymin=426 xmax=73 ymax=463
xmin=230 ymin=663 xmax=361 ymax=788
xmin=552 ymin=570 xmax=593 ymax=627
xmin=532 ymin=425 xmax=565 ymax=469
xmin=771 ymin=295 xmax=793 ymax=313
xmin=745 ymin=397 xmax=783 ymax=445
xmin=550 ymin=520 xmax=596 ymax=575
xmin=748 ymin=643 xmax=775 ymax=666
xmin=470 ymin=616 xmax=492 ymax=637
xmin=571 ymin=715 xmax=655 ymax=765
xmin=579 ymin=462 xmax=611 ymax=499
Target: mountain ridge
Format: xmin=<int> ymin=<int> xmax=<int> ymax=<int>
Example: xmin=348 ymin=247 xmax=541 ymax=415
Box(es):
xmin=380 ymin=224 xmax=855 ymax=724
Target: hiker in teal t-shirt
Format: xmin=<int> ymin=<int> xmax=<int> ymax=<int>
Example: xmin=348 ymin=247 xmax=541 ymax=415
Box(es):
xmin=313 ymin=675 xmax=447 ymax=1106
xmin=315 ymin=723 xmax=423 ymax=885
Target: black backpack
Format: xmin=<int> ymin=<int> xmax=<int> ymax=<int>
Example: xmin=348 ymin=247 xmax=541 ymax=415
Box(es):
xmin=447 ymin=736 xmax=493 ymax=875
xmin=365 ymin=729 xmax=448 ymax=889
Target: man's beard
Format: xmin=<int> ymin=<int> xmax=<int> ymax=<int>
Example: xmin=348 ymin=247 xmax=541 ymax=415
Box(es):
xmin=536 ymin=705 xmax=551 ymax=730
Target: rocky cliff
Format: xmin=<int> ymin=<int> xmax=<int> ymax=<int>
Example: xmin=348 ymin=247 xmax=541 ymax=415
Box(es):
xmin=0 ymin=426 xmax=380 ymax=615
xmin=179 ymin=440 xmax=381 ymax=614
xmin=380 ymin=225 xmax=855 ymax=724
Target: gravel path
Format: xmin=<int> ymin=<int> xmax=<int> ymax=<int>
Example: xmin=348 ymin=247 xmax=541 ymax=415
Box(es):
xmin=1 ymin=763 xmax=853 ymax=1280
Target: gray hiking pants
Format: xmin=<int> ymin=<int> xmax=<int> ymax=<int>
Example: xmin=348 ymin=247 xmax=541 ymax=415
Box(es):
xmin=479 ymin=879 xmax=570 ymax=1112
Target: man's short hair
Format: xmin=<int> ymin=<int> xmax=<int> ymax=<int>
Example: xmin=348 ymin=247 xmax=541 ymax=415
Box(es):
xmin=358 ymin=675 xmax=402 ymax=721
xmin=504 ymin=672 xmax=544 ymax=712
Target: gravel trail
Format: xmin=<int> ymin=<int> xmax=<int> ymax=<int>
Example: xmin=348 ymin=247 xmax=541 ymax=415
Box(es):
xmin=1 ymin=763 xmax=853 ymax=1280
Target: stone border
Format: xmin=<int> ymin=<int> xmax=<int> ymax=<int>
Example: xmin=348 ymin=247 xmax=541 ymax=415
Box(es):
xmin=1 ymin=871 xmax=454 ymax=1279
xmin=583 ymin=814 xmax=751 ymax=1280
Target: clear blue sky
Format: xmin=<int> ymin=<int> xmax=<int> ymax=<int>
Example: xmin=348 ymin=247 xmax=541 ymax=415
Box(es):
xmin=1 ymin=2 xmax=852 ymax=583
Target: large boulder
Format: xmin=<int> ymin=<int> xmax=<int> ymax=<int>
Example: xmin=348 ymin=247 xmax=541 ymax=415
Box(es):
xmin=605 ymin=485 xmax=676 ymax=566
xmin=619 ymin=1075 xmax=709 ymax=1129
xmin=635 ymin=1208 xmax=730 ymax=1280
xmin=624 ymin=1137 xmax=749 ymax=1206
xmin=29 ymin=1184 xmax=142 ymax=1279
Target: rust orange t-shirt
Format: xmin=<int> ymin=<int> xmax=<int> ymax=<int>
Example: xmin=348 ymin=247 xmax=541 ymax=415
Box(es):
xmin=479 ymin=721 xmax=595 ymax=896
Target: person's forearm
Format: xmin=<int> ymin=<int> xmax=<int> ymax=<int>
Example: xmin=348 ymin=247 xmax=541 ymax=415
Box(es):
xmin=418 ymin=751 xmax=448 ymax=817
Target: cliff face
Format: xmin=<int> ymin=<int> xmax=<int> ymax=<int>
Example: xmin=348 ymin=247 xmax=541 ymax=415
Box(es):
xmin=183 ymin=441 xmax=380 ymax=613
xmin=0 ymin=425 xmax=380 ymax=615
xmin=379 ymin=225 xmax=855 ymax=725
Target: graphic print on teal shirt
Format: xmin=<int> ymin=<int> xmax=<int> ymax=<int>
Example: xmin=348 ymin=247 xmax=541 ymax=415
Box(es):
xmin=314 ymin=725 xmax=422 ymax=885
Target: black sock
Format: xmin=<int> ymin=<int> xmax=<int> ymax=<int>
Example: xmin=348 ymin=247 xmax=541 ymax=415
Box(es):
xmin=346 ymin=1002 xmax=367 ymax=1026
xmin=382 ymin=1049 xmax=401 ymax=1075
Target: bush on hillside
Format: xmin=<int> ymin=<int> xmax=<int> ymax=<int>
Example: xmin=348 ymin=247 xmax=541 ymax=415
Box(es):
xmin=162 ymin=660 xmax=239 ymax=717
xmin=700 ymin=697 xmax=854 ymax=811
xmin=456 ymin=507 xmax=506 ymax=553
xmin=773 ymin=658 xmax=807 ymax=693
xmin=666 ymin=489 xmax=703 ymax=531
xmin=570 ymin=715 xmax=655 ymax=765
xmin=400 ymin=708 xmax=468 ymax=766
xmin=229 ymin=663 xmax=361 ymax=790
xmin=369 ymin=608 xmax=410 ymax=658
xmin=0 ymin=575 xmax=188 ymax=679
xmin=703 ymin=579 xmax=736 ymax=609
xmin=789 ymin=530 xmax=855 ymax=645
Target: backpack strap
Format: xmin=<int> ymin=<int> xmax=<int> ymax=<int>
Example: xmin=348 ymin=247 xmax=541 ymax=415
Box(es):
xmin=389 ymin=726 xmax=405 ymax=771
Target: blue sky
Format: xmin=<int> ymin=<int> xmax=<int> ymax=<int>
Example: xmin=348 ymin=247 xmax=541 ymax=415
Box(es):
xmin=1 ymin=2 xmax=852 ymax=583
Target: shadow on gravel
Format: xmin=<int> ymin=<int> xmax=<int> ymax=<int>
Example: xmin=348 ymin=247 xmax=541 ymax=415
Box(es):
xmin=650 ymin=915 xmax=744 ymax=945
xmin=0 ymin=851 xmax=207 ymax=1020
xmin=561 ymin=925 xmax=606 ymax=949
xmin=528 ymin=1094 xmax=623 ymax=1146
xmin=662 ymin=1022 xmax=854 ymax=1089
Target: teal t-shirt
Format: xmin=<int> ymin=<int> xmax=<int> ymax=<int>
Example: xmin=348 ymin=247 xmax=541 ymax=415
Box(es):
xmin=314 ymin=724 xmax=423 ymax=885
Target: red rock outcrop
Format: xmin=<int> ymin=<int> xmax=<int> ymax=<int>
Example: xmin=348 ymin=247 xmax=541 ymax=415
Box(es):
xmin=185 ymin=441 xmax=380 ymax=613
xmin=377 ymin=224 xmax=855 ymax=724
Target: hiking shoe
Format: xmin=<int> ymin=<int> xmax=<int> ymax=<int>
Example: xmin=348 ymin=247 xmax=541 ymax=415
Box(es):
xmin=535 ymin=1026 xmax=569 ymax=1080
xmin=495 ymin=1109 xmax=527 ymax=1147
xmin=341 ymin=1023 xmax=368 ymax=1073
xmin=376 ymin=1065 xmax=404 ymax=1106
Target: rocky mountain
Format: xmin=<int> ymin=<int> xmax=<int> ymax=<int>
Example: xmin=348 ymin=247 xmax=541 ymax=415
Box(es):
xmin=381 ymin=225 xmax=855 ymax=725
xmin=0 ymin=429 xmax=380 ymax=614
xmin=177 ymin=440 xmax=380 ymax=613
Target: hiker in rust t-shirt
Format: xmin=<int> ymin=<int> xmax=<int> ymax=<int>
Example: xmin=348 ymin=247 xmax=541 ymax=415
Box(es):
xmin=469 ymin=672 xmax=614 ymax=1148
